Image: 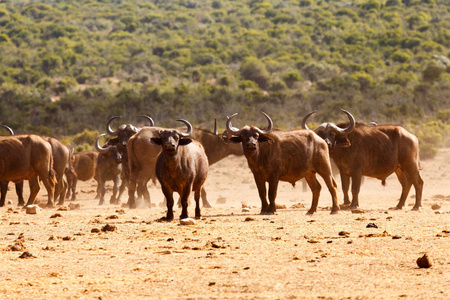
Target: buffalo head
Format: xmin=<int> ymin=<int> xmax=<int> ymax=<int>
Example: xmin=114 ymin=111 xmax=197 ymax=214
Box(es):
xmin=106 ymin=115 xmax=154 ymax=152
xmin=224 ymin=112 xmax=273 ymax=153
xmin=302 ymin=109 xmax=355 ymax=150
xmin=95 ymin=133 xmax=122 ymax=164
xmin=151 ymin=119 xmax=193 ymax=154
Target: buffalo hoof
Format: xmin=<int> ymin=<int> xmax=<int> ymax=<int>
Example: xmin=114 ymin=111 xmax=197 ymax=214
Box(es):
xmin=330 ymin=209 xmax=339 ymax=215
xmin=339 ymin=204 xmax=351 ymax=210
xmin=202 ymin=201 xmax=212 ymax=208
xmin=306 ymin=209 xmax=316 ymax=215
xmin=411 ymin=206 xmax=421 ymax=211
xmin=98 ymin=201 xmax=104 ymax=206
xmin=260 ymin=210 xmax=275 ymax=215
xmin=394 ymin=206 xmax=403 ymax=210
xmin=179 ymin=214 xmax=189 ymax=220
xmin=349 ymin=206 xmax=359 ymax=210
xmin=46 ymin=203 xmax=55 ymax=209
xmin=57 ymin=201 xmax=64 ymax=206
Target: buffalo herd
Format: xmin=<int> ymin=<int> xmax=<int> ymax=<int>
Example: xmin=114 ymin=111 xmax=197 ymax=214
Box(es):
xmin=0 ymin=110 xmax=424 ymax=220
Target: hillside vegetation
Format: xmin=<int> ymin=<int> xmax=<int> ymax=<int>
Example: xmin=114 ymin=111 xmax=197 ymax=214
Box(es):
xmin=0 ymin=0 xmax=449 ymax=157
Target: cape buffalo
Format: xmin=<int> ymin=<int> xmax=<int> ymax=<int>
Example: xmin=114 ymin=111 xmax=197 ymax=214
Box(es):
xmin=225 ymin=112 xmax=339 ymax=215
xmin=66 ymin=150 xmax=99 ymax=200
xmin=151 ymin=120 xmax=209 ymax=221
xmin=302 ymin=109 xmax=424 ymax=210
xmin=0 ymin=134 xmax=56 ymax=207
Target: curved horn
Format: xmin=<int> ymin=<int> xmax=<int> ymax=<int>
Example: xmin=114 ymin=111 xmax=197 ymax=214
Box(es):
xmin=106 ymin=116 xmax=121 ymax=136
xmin=1 ymin=125 xmax=14 ymax=135
xmin=214 ymin=118 xmax=218 ymax=135
xmin=94 ymin=134 xmax=112 ymax=153
xmin=225 ymin=113 xmax=242 ymax=136
xmin=333 ymin=109 xmax=355 ymax=135
xmin=140 ymin=115 xmax=154 ymax=127
xmin=176 ymin=119 xmax=192 ymax=138
xmin=255 ymin=111 xmax=273 ymax=135
xmin=301 ymin=111 xmax=316 ymax=131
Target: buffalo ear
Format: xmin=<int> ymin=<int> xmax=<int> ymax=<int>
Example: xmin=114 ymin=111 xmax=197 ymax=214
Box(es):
xmin=258 ymin=135 xmax=273 ymax=143
xmin=229 ymin=136 xmax=242 ymax=144
xmin=150 ymin=137 xmax=162 ymax=145
xmin=179 ymin=138 xmax=193 ymax=146
xmin=335 ymin=137 xmax=351 ymax=147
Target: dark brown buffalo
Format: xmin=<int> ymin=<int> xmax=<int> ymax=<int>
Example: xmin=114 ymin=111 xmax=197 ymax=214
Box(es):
xmin=224 ymin=112 xmax=339 ymax=215
xmin=0 ymin=134 xmax=56 ymax=207
xmin=150 ymin=120 xmax=209 ymax=221
xmin=94 ymin=134 xmax=126 ymax=205
xmin=302 ymin=109 xmax=424 ymax=210
xmin=126 ymin=119 xmax=243 ymax=209
xmin=66 ymin=150 xmax=99 ymax=200
xmin=0 ymin=125 xmax=25 ymax=206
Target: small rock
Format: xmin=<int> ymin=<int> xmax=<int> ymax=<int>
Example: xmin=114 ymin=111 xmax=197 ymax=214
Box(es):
xmin=366 ymin=223 xmax=378 ymax=228
xmin=434 ymin=211 xmax=444 ymax=215
xmin=26 ymin=205 xmax=41 ymax=215
xmin=106 ymin=215 xmax=119 ymax=220
xmin=19 ymin=251 xmax=37 ymax=259
xmin=276 ymin=204 xmax=287 ymax=209
xmin=351 ymin=208 xmax=365 ymax=214
xmin=91 ymin=228 xmax=101 ymax=233
xmin=242 ymin=207 xmax=250 ymax=213
xmin=431 ymin=204 xmax=441 ymax=210
xmin=392 ymin=235 xmax=402 ymax=239
xmin=216 ymin=197 xmax=226 ymax=204
xmin=180 ymin=218 xmax=196 ymax=225
xmin=417 ymin=253 xmax=433 ymax=268
xmin=101 ymin=224 xmax=117 ymax=232
xmin=244 ymin=217 xmax=254 ymax=222
xmin=57 ymin=206 xmax=70 ymax=211
xmin=50 ymin=213 xmax=63 ymax=218
xmin=7 ymin=200 xmax=12 ymax=205
xmin=68 ymin=203 xmax=81 ymax=210
xmin=339 ymin=231 xmax=350 ymax=237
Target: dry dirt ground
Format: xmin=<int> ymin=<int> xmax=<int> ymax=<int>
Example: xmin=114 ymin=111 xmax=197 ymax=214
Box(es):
xmin=0 ymin=149 xmax=449 ymax=299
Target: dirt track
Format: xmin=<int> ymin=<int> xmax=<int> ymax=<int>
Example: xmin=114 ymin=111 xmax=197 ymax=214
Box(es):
xmin=0 ymin=149 xmax=449 ymax=299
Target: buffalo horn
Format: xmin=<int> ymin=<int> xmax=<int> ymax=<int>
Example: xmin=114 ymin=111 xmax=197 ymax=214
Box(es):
xmin=1 ymin=125 xmax=14 ymax=135
xmin=214 ymin=118 xmax=218 ymax=135
xmin=255 ymin=111 xmax=273 ymax=135
xmin=301 ymin=111 xmax=317 ymax=131
xmin=333 ymin=109 xmax=355 ymax=135
xmin=225 ymin=113 xmax=242 ymax=136
xmin=94 ymin=134 xmax=112 ymax=153
xmin=106 ymin=116 xmax=121 ymax=136
xmin=176 ymin=119 xmax=192 ymax=137
xmin=140 ymin=115 xmax=155 ymax=127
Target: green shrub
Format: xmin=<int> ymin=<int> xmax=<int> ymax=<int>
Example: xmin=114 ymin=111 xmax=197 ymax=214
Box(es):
xmin=391 ymin=50 xmax=411 ymax=63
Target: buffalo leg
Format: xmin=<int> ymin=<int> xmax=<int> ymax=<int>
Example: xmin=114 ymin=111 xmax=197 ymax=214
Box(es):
xmin=267 ymin=178 xmax=279 ymax=214
xmin=179 ymin=187 xmax=191 ymax=219
xmin=109 ymin=174 xmax=120 ymax=205
xmin=116 ymin=176 xmax=127 ymax=205
xmin=194 ymin=188 xmax=202 ymax=219
xmin=26 ymin=176 xmax=41 ymax=207
xmin=394 ymin=169 xmax=412 ymax=210
xmin=127 ymin=173 xmax=138 ymax=209
xmin=161 ymin=187 xmax=174 ymax=221
xmin=403 ymin=165 xmax=423 ymax=211
xmin=254 ymin=177 xmax=269 ymax=214
xmin=71 ymin=176 xmax=78 ymax=200
xmin=16 ymin=181 xmax=25 ymax=206
xmin=318 ymin=172 xmax=339 ymax=214
xmin=200 ymin=187 xmax=212 ymax=208
xmin=350 ymin=175 xmax=363 ymax=209
xmin=305 ymin=172 xmax=322 ymax=215
xmin=0 ymin=181 xmax=7 ymax=207
xmin=98 ymin=177 xmax=106 ymax=205
xmin=341 ymin=175 xmax=351 ymax=206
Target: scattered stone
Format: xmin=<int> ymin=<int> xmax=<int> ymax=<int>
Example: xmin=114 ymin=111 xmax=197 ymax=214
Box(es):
xmin=68 ymin=203 xmax=81 ymax=210
xmin=209 ymin=282 xmax=216 ymax=286
xmin=244 ymin=217 xmax=254 ymax=222
xmin=242 ymin=207 xmax=250 ymax=213
xmin=431 ymin=204 xmax=441 ymax=210
xmin=6 ymin=241 xmax=25 ymax=252
xmin=307 ymin=239 xmax=319 ymax=244
xmin=62 ymin=236 xmax=75 ymax=241
xmin=101 ymin=224 xmax=117 ymax=232
xmin=392 ymin=235 xmax=402 ymax=239
xmin=351 ymin=208 xmax=365 ymax=214
xmin=339 ymin=231 xmax=350 ymax=237
xmin=366 ymin=223 xmax=378 ymax=228
xmin=58 ymin=206 xmax=70 ymax=211
xmin=91 ymin=228 xmax=101 ymax=233
xmin=116 ymin=209 xmax=125 ymax=214
xmin=434 ymin=211 xmax=444 ymax=215
xmin=180 ymin=218 xmax=196 ymax=225
xmin=276 ymin=204 xmax=287 ymax=209
xmin=291 ymin=203 xmax=305 ymax=209
xmin=417 ymin=253 xmax=433 ymax=268
xmin=242 ymin=203 xmax=250 ymax=209
xmin=48 ymin=235 xmax=56 ymax=240
xmin=50 ymin=213 xmax=63 ymax=218
xmin=19 ymin=251 xmax=37 ymax=259
xmin=26 ymin=205 xmax=41 ymax=214
xmin=307 ymin=220 xmax=316 ymax=223
xmin=7 ymin=200 xmax=12 ymax=205
xmin=355 ymin=217 xmax=367 ymax=221
xmin=216 ymin=197 xmax=227 ymax=204
xmin=106 ymin=215 xmax=119 ymax=220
